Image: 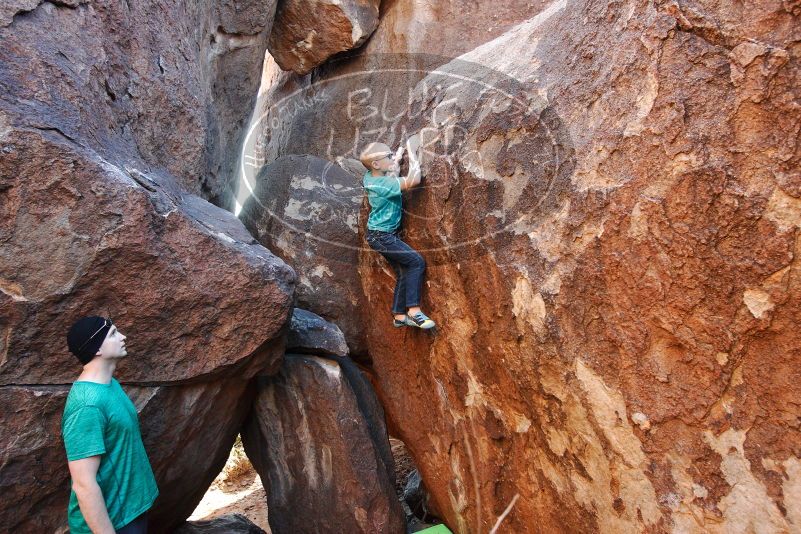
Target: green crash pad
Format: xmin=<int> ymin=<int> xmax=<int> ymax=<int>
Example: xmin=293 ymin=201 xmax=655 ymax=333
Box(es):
xmin=416 ymin=525 xmax=453 ymax=534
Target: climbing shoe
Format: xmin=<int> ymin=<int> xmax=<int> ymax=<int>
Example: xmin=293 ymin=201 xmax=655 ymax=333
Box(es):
xmin=407 ymin=312 xmax=436 ymax=330
xmin=393 ymin=316 xmax=414 ymax=328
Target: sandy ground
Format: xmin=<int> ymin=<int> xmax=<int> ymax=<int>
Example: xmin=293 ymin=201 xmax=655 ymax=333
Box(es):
xmin=189 ymin=442 xmax=271 ymax=532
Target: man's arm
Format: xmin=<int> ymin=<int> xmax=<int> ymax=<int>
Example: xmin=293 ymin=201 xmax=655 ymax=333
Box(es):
xmin=68 ymin=456 xmax=115 ymax=534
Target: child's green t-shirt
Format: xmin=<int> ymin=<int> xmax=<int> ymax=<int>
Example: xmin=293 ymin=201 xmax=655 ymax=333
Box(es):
xmin=364 ymin=172 xmax=402 ymax=232
xmin=61 ymin=378 xmax=159 ymax=533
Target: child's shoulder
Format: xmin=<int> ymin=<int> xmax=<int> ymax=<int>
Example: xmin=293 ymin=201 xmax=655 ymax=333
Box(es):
xmin=364 ymin=173 xmax=399 ymax=183
xmin=364 ymin=174 xmax=401 ymax=193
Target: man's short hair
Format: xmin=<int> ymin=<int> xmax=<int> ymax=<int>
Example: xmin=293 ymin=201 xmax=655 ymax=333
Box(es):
xmin=360 ymin=142 xmax=392 ymax=168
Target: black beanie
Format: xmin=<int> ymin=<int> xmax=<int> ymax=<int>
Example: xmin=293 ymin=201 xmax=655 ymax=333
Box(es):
xmin=67 ymin=316 xmax=112 ymax=365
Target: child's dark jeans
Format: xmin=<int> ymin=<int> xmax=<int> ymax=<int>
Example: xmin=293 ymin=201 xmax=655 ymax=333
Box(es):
xmin=117 ymin=513 xmax=148 ymax=534
xmin=365 ymin=229 xmax=426 ymax=315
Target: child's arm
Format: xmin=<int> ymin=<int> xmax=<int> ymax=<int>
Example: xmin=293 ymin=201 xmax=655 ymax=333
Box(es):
xmin=399 ymin=161 xmax=422 ymax=191
xmin=399 ymin=134 xmax=423 ymax=191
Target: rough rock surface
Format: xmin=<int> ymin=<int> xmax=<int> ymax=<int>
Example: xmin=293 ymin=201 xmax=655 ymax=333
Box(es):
xmin=245 ymin=0 xmax=552 ymax=166
xmin=240 ymin=155 xmax=368 ymax=357
xmin=174 ymin=513 xmax=266 ymax=534
xmin=242 ymin=354 xmax=404 ymax=534
xmin=1 ymin=148 xmax=293 ymax=384
xmin=352 ymin=1 xmax=801 ymax=533
xmin=0 ymin=0 xmax=293 ymax=531
xmin=237 ymin=0 xmax=556 ymax=349
xmin=287 ymin=308 xmax=350 ymax=357
xmin=0 ymin=386 xmax=72 ymax=533
xmin=1 ymin=0 xmax=293 ymax=385
xmin=132 ymin=380 xmax=258 ymax=532
xmin=327 ymin=352 xmax=396 ymax=482
xmin=249 ymin=0 xmax=801 ymax=532
xmin=0 ymin=378 xmax=259 ymax=533
xmin=268 ymin=0 xmax=380 ymax=75
xmin=0 ymin=0 xmax=277 ymax=210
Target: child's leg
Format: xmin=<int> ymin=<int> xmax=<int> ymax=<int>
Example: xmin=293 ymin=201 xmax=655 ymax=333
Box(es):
xmin=373 ymin=234 xmax=426 ymax=311
xmin=400 ymin=249 xmax=425 ymax=312
xmin=390 ymin=262 xmax=407 ymax=317
xmin=366 ymin=230 xmax=431 ymax=328
xmin=367 ymin=230 xmax=412 ymax=317
xmin=382 ymin=238 xmax=434 ymax=328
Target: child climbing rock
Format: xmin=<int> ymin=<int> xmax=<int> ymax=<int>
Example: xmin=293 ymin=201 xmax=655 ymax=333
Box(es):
xmin=361 ymin=138 xmax=436 ymax=330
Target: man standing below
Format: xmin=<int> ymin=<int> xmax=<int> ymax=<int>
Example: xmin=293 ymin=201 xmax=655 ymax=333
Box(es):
xmin=63 ymin=316 xmax=159 ymax=533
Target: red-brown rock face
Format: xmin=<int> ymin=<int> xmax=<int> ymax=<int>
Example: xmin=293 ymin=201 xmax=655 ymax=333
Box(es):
xmin=240 ymin=156 xmax=369 ymax=357
xmin=1 ymin=134 xmax=293 ymax=384
xmin=0 ymin=386 xmax=71 ymax=533
xmin=249 ymin=0 xmax=801 ymax=532
xmin=0 ymin=0 xmax=293 ymax=380
xmin=239 ymin=0 xmax=552 ymax=353
xmin=354 ymin=1 xmax=801 ymax=532
xmin=268 ymin=0 xmax=381 ymax=75
xmin=0 ymin=0 xmax=277 ymax=209
xmin=243 ymin=354 xmax=405 ymax=534
xmin=244 ymin=0 xmax=550 ymax=167
xmin=131 ymin=380 xmax=260 ymax=532
xmin=0 ymin=1 xmax=293 ymax=531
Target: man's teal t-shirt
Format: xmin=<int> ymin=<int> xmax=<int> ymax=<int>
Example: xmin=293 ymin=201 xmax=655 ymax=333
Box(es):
xmin=61 ymin=378 xmax=159 ymax=533
xmin=364 ymin=172 xmax=402 ymax=232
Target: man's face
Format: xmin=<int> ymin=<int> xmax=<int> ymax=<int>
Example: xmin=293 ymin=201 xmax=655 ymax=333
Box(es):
xmin=96 ymin=324 xmax=127 ymax=359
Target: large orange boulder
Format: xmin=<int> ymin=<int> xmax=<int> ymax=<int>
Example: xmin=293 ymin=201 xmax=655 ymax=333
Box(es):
xmin=247 ymin=0 xmax=801 ymax=532
xmin=355 ymin=1 xmax=801 ymax=532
